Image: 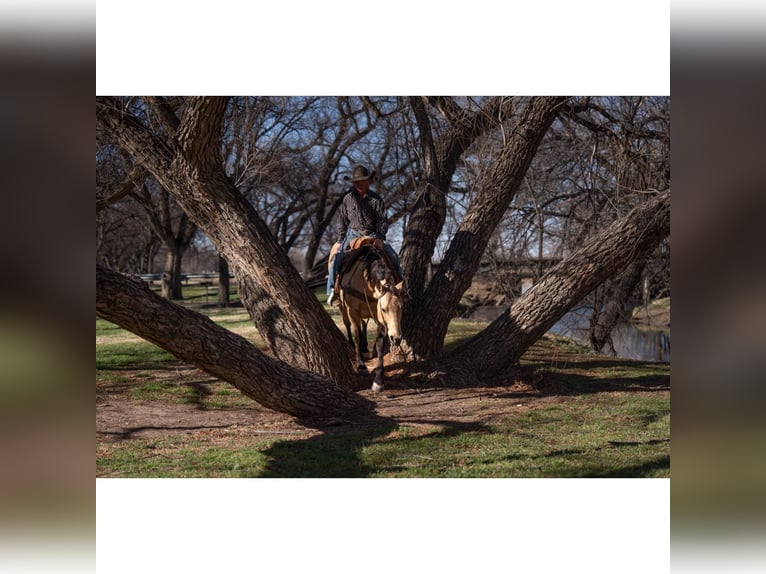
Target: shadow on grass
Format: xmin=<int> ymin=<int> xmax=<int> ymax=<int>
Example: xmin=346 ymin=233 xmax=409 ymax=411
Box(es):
xmin=380 ymin=364 xmax=669 ymax=400
xmin=100 ymin=422 xmax=241 ymax=441
xmin=96 ymin=357 xmax=181 ymax=372
xmin=258 ymin=413 xmax=398 ymax=478
xmin=257 ymin=413 xmax=669 ymax=477
xmin=492 ymin=370 xmax=670 ymax=399
xmin=588 ymin=455 xmax=670 ymax=478
xmin=258 ymin=417 xmax=497 ymax=478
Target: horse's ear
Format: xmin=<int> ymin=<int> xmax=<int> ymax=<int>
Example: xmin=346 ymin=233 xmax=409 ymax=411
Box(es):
xmin=395 ymin=280 xmax=404 ymax=292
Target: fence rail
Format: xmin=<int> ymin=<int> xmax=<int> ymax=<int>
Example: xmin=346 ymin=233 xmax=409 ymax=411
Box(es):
xmin=137 ymin=273 xmax=231 ymax=285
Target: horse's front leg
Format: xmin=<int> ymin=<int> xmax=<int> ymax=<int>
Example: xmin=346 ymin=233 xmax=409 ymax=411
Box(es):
xmin=341 ymin=305 xmax=354 ymax=346
xmin=372 ymin=323 xmax=387 ymax=393
xmin=352 ymin=320 xmax=368 ymax=374
xmin=360 ymin=319 xmax=369 ymax=356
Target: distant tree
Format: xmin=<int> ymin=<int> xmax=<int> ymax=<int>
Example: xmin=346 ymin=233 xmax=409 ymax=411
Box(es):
xmin=130 ymin=177 xmax=198 ymax=300
xmin=96 ymin=143 xmax=160 ymax=273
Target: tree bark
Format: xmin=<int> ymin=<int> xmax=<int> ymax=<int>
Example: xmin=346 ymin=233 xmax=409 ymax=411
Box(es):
xmin=96 ymin=265 xmax=365 ymax=417
xmin=161 ymin=246 xmax=185 ymax=300
xmin=218 ymin=255 xmax=230 ymax=307
xmin=398 ymin=96 xmax=448 ymax=300
xmin=588 ymin=256 xmax=646 ymax=354
xmin=445 ymin=190 xmax=670 ymax=380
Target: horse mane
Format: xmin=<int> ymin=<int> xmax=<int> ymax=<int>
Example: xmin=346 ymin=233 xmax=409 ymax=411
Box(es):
xmin=360 ymin=246 xmax=398 ymax=287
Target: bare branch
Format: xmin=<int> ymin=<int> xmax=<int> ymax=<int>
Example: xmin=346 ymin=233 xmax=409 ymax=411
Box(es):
xmin=96 ymin=164 xmax=147 ymax=213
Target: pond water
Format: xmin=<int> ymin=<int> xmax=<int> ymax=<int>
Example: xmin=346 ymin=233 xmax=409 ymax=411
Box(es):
xmin=464 ymin=305 xmax=670 ymax=363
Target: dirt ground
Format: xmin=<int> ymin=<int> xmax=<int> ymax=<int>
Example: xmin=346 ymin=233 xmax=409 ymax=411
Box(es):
xmin=97 ymin=382 xmax=563 ymax=444
xmin=97 ymin=338 xmax=669 ymax=449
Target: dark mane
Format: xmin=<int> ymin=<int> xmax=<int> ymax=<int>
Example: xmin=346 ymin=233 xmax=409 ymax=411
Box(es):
xmin=362 ymin=247 xmax=397 ymax=285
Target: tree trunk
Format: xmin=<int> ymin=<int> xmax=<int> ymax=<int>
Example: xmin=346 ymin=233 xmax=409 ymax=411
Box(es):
xmin=218 ymin=255 xmax=230 ymax=307
xmin=96 ymin=265 xmax=366 ymax=417
xmin=161 ymin=247 xmax=184 ymax=300
xmin=398 ymin=96 xmax=449 ymax=301
xmin=405 ymin=97 xmax=568 ymax=359
xmin=588 ymin=257 xmax=646 ymax=354
xmin=399 ymin=97 xmax=515 ymax=302
xmin=444 ymin=190 xmax=670 ymax=381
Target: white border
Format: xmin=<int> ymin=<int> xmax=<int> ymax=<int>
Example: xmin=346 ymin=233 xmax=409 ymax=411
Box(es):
xmin=97 ymin=478 xmax=669 ymax=573
xmin=96 ymin=1 xmax=670 ymax=95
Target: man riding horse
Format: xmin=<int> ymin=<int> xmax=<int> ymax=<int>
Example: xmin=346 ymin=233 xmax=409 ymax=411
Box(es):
xmin=326 ymin=165 xmax=403 ymax=306
xmin=326 ymin=165 xmax=406 ymax=391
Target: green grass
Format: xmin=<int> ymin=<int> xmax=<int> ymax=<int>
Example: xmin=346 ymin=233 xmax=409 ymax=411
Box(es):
xmin=97 ymin=391 xmax=669 ymax=478
xmin=96 ymin=340 xmax=176 ymax=370
xmin=97 ymin=289 xmax=670 ymax=478
xmin=362 ymin=395 xmax=668 ymax=478
xmin=442 ymin=319 xmax=489 ymax=352
xmin=99 ymin=435 xmax=272 ymax=478
xmin=96 ymin=306 xmax=255 ymax=372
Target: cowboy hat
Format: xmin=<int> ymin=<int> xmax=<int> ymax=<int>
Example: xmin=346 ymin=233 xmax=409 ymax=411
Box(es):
xmin=347 ymin=165 xmax=376 ymax=182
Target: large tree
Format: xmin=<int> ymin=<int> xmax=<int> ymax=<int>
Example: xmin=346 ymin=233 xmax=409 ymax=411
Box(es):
xmin=96 ymin=96 xmax=670 ymax=417
xmin=96 ymin=97 xmax=356 ymax=384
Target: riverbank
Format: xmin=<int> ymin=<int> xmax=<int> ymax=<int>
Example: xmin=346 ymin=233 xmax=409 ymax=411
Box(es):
xmin=631 ymin=297 xmax=670 ymax=330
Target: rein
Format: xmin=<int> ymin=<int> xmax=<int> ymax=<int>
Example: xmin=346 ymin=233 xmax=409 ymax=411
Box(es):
xmin=363 ymin=285 xmax=379 ymax=327
xmin=341 ymin=281 xmax=385 ymax=328
xmin=341 ymin=278 xmax=381 ymax=326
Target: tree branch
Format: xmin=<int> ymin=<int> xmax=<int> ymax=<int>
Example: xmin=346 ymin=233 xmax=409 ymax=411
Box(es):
xmin=96 ymin=265 xmax=365 ymax=417
xmin=96 ymin=164 xmax=147 ymax=213
xmin=445 ymin=190 xmax=670 ymax=378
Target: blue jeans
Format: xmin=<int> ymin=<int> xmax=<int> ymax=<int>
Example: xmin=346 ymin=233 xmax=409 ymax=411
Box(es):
xmin=326 ymin=230 xmax=403 ymax=296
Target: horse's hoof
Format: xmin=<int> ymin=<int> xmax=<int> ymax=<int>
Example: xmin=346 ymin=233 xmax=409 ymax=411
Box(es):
xmin=371 ymin=381 xmax=384 ymax=393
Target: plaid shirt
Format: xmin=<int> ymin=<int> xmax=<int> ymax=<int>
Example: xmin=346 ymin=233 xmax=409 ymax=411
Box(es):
xmin=336 ymin=189 xmax=388 ymax=244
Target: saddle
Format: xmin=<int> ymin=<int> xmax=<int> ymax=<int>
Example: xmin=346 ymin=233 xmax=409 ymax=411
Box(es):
xmin=328 ymin=236 xmax=375 ymax=272
xmin=329 ymin=236 xmax=400 ymax=295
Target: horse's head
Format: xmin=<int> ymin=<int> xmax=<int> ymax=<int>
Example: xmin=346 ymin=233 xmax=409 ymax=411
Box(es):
xmin=373 ymin=279 xmax=406 ymax=346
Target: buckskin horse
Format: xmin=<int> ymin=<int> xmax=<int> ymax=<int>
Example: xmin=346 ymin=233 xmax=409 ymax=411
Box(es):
xmin=334 ymin=243 xmax=406 ymax=393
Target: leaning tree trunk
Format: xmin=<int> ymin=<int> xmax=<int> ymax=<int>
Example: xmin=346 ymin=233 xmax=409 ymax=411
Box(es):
xmin=444 ymin=190 xmax=670 ymax=382
xmin=588 ymin=256 xmax=646 ymax=354
xmin=97 ymin=265 xmax=365 ymax=417
xmin=96 ymin=97 xmax=356 ymax=385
